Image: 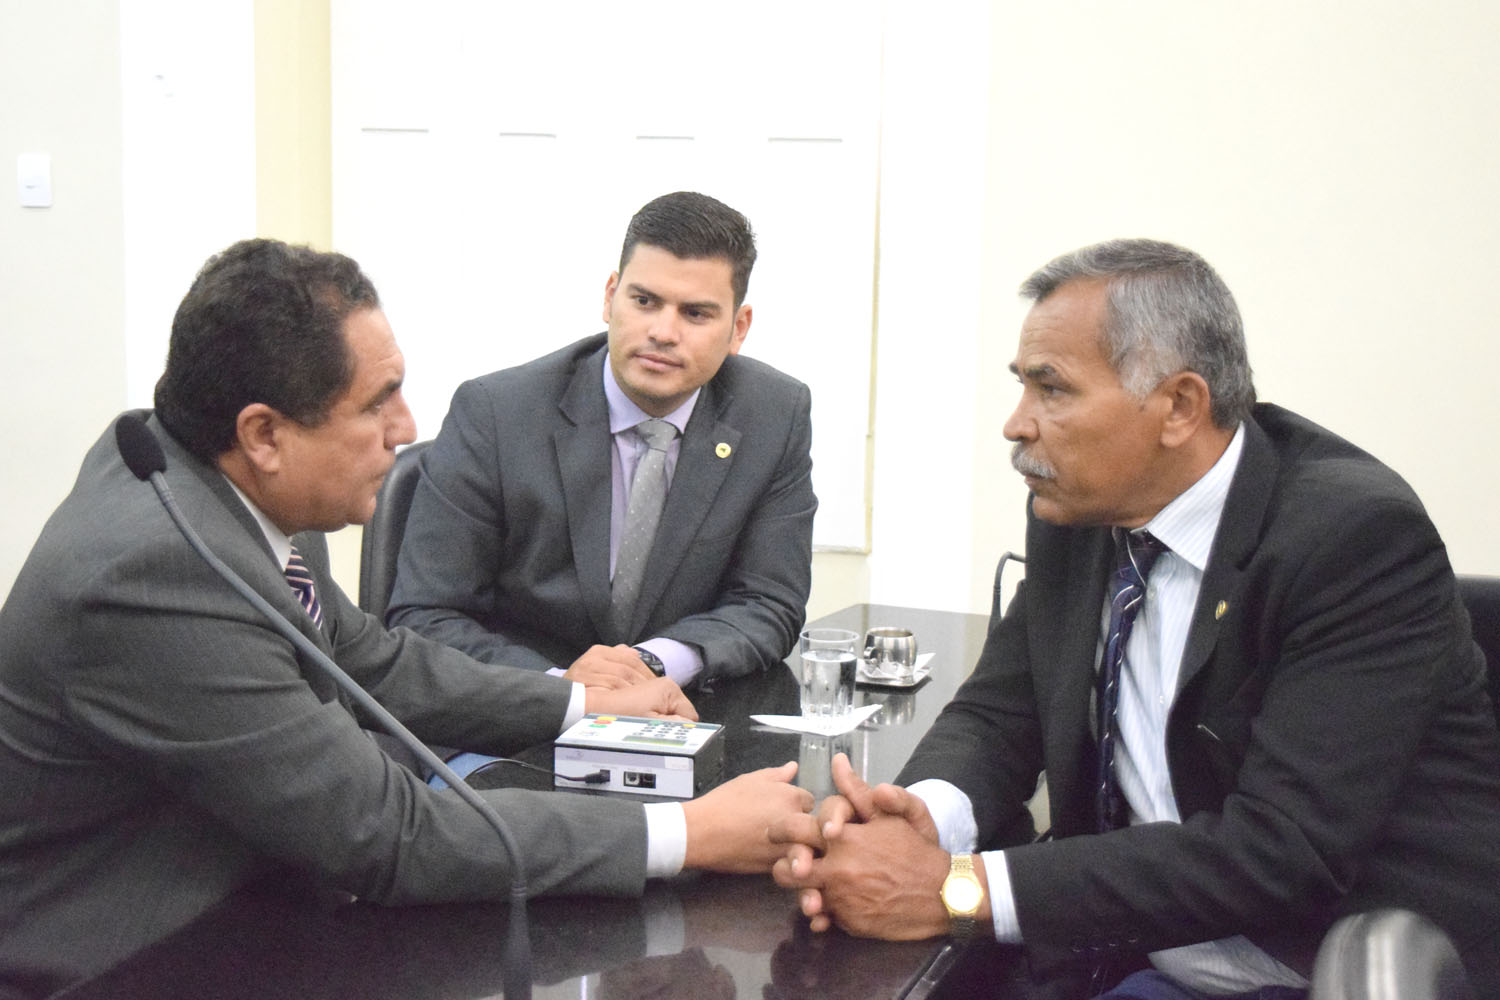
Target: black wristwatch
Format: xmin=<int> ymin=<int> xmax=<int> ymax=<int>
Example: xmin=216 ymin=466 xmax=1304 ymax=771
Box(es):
xmin=633 ymin=646 xmax=666 ymax=676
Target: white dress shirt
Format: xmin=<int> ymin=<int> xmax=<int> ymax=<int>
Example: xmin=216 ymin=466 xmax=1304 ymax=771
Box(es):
xmin=915 ymin=425 xmax=1307 ymax=994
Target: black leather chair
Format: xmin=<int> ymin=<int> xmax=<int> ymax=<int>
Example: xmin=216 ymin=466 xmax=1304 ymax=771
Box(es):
xmin=1310 ymin=909 xmax=1474 ymax=1000
xmin=357 ymin=440 xmax=431 ymax=620
xmin=1456 ymin=574 xmax=1500 ymax=721
xmin=990 ymin=551 xmax=1025 ymax=623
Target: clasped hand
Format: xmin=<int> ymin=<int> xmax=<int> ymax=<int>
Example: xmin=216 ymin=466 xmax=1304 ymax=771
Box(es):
xmin=565 ymin=643 xmax=659 ymax=688
xmin=768 ymin=752 xmax=954 ymax=940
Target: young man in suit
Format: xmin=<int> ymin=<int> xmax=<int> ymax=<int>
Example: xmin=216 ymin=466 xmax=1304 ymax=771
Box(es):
xmin=770 ymin=239 xmax=1500 ymax=998
xmin=0 ymin=239 xmax=812 ymax=997
xmin=386 ymin=191 xmax=817 ymax=689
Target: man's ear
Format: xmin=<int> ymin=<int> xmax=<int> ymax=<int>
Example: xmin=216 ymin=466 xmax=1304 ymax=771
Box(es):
xmin=1157 ymin=371 xmax=1213 ymax=449
xmin=728 ymin=303 xmax=752 ymax=355
xmin=602 ymin=272 xmax=620 ymax=324
xmin=234 ymin=403 xmax=286 ymax=474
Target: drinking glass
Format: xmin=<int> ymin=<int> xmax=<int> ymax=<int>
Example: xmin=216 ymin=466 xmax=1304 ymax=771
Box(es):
xmin=799 ymin=627 xmax=860 ymax=717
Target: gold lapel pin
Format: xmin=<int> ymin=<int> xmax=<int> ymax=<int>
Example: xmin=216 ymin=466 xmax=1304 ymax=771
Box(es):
xmin=1215 ymin=600 xmax=1228 ymax=621
xmin=715 ymin=442 xmax=732 ymax=459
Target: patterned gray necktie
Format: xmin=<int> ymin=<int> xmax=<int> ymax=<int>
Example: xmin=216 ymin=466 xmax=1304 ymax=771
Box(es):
xmin=285 ymin=545 xmax=324 ymax=629
xmin=1095 ymin=528 xmax=1166 ymax=833
xmin=610 ymin=419 xmax=677 ymax=637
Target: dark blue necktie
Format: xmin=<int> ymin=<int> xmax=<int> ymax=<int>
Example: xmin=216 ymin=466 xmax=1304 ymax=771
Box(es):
xmin=1095 ymin=528 xmax=1166 ymax=833
xmin=285 ymin=546 xmax=324 ymax=629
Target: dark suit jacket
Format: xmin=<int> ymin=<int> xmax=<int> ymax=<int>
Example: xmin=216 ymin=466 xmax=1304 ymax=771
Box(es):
xmin=387 ymin=334 xmax=817 ymax=678
xmin=0 ymin=414 xmax=651 ymax=998
xmin=897 ymin=403 xmax=1500 ymax=994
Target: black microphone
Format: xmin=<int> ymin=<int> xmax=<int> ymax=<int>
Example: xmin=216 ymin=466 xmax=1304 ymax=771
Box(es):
xmin=114 ymin=414 xmax=533 ymax=1000
xmin=115 ymin=412 xmax=168 ymax=479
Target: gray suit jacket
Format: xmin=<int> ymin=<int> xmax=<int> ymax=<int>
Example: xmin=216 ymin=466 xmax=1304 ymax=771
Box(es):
xmin=0 ymin=413 xmax=650 ymax=998
xmin=387 ymin=334 xmax=817 ymax=678
xmin=898 ymin=404 xmax=1500 ymax=994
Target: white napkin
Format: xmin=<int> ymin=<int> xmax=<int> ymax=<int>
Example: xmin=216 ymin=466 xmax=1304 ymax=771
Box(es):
xmin=749 ymin=702 xmax=884 ymax=736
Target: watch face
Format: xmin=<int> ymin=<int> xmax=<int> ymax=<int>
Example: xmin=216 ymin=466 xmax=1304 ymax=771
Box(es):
xmin=633 ymin=647 xmax=665 ymax=676
xmin=944 ymin=877 xmax=983 ymax=913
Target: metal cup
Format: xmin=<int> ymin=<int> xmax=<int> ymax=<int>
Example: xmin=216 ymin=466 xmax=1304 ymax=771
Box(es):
xmin=863 ymin=626 xmax=918 ymax=682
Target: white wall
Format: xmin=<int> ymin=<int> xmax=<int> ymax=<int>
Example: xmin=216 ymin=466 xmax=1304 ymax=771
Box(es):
xmin=1 ymin=3 xmax=127 ymax=598
xmin=121 ymin=0 xmax=257 ymax=406
xmin=0 ymin=0 xmax=256 ymax=601
xmin=862 ymin=1 xmax=993 ymax=613
xmin=966 ymin=0 xmax=1500 ymax=611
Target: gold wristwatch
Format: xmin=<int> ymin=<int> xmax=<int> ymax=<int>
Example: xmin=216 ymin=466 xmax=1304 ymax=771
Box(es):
xmin=940 ymin=853 xmax=985 ymax=939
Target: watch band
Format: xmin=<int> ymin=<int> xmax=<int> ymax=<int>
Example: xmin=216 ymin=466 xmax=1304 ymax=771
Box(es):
xmin=632 ymin=646 xmax=666 ymax=676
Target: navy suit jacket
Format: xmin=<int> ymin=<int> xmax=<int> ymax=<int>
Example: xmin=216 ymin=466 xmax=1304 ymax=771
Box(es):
xmin=388 ymin=334 xmax=817 ymax=678
xmin=898 ymin=403 xmax=1500 ymax=993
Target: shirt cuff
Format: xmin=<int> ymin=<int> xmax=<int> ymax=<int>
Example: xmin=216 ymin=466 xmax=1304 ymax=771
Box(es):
xmin=907 ymin=779 xmax=1022 ymax=945
xmin=561 ymin=681 xmax=587 ymax=731
xmin=981 ymin=849 xmax=1022 ymax=943
xmin=643 ymin=802 xmax=687 ymax=878
xmin=907 ymin=779 xmax=978 ymax=854
xmin=637 ymin=637 xmax=703 ymax=686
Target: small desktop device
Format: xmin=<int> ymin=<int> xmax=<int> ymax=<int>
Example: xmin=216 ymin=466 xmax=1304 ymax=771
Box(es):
xmin=553 ymin=714 xmax=725 ymax=799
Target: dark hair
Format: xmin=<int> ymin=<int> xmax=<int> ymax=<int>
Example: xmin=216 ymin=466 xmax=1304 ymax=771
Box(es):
xmin=154 ymin=238 xmax=380 ymax=462
xmin=618 ymin=192 xmax=758 ymax=307
xmin=1020 ymin=238 xmax=1256 ymax=428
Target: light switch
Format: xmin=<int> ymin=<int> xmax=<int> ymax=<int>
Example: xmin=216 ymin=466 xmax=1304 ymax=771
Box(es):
xmin=18 ymin=152 xmax=52 ymax=208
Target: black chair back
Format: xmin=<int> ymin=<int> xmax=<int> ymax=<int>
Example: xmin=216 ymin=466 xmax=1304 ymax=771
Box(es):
xmin=358 ymin=440 xmax=431 ymax=619
xmin=1455 ymin=574 xmax=1500 ymax=724
xmin=991 ymin=552 xmax=1026 ymax=624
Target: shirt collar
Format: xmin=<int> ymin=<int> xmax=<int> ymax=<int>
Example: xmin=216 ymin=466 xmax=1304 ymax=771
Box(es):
xmin=224 ymin=476 xmax=294 ymax=570
xmin=602 ymin=355 xmax=698 ymax=437
xmin=1139 ymin=422 xmax=1247 ymax=572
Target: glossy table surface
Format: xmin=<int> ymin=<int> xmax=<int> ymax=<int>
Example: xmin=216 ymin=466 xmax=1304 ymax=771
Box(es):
xmin=60 ymin=604 xmax=1004 ymax=1000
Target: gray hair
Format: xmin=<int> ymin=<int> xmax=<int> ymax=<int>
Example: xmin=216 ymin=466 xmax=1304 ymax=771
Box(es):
xmin=1019 ymin=239 xmax=1255 ymax=428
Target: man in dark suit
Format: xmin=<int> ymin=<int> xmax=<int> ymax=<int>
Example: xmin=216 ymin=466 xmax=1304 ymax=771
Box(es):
xmin=387 ymin=191 xmax=816 ymax=689
xmin=0 ymin=239 xmax=812 ymax=999
xmin=770 ymin=239 xmax=1500 ymax=998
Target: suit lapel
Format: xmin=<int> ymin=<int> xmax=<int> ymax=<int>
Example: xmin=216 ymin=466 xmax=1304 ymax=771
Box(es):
xmin=627 ymin=379 xmax=739 ymax=638
xmin=1175 ymin=417 xmax=1279 ymax=696
xmin=555 ymin=347 xmax=617 ymax=640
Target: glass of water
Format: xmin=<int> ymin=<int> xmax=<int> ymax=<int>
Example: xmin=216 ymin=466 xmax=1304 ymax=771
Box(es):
xmin=799 ymin=627 xmax=860 ymax=718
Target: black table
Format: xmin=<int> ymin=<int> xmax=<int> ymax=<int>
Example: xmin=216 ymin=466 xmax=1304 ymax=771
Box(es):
xmin=60 ymin=604 xmax=1018 ymax=1000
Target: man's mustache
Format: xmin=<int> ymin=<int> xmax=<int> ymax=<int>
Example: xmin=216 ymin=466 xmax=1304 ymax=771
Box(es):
xmin=1011 ymin=443 xmax=1055 ymax=480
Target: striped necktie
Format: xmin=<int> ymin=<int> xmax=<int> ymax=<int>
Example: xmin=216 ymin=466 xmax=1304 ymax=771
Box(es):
xmin=284 ymin=545 xmax=324 ymax=629
xmin=1095 ymin=528 xmax=1166 ymax=833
